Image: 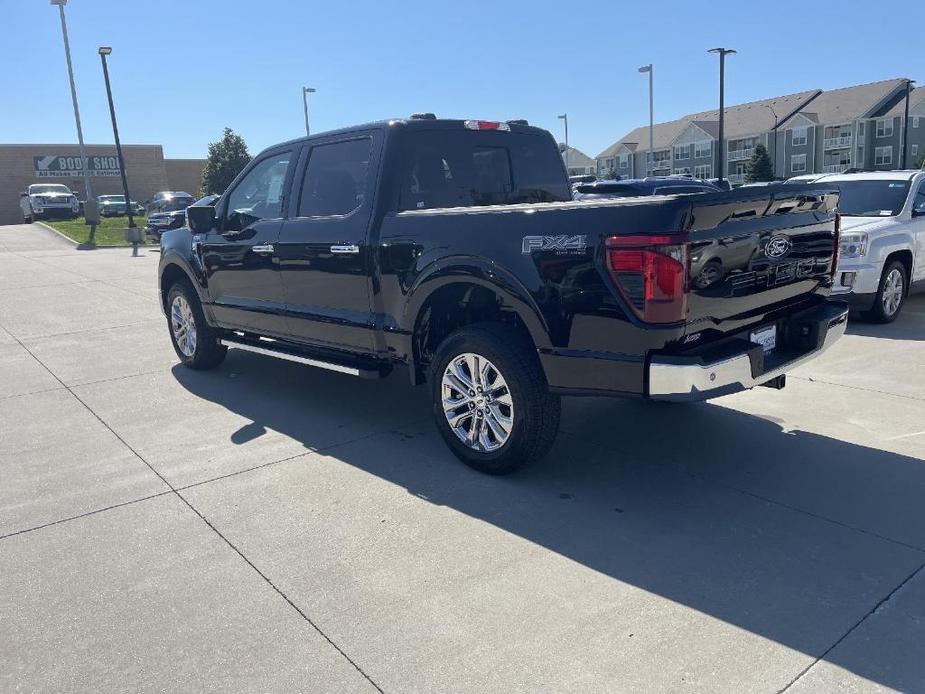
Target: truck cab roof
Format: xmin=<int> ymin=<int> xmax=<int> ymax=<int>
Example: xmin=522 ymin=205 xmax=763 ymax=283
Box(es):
xmin=268 ymin=117 xmax=552 ymax=153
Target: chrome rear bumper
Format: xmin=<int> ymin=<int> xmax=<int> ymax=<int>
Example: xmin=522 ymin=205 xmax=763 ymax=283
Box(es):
xmin=648 ymin=302 xmax=848 ymax=402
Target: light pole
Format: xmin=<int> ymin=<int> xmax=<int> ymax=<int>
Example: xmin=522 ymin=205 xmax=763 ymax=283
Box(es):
xmin=302 ymin=87 xmax=316 ymax=136
xmin=708 ymin=48 xmax=736 ymax=183
xmin=99 ymin=46 xmax=139 ymax=256
xmin=558 ymin=114 xmax=569 ymax=173
xmin=762 ymin=102 xmax=780 ymax=179
xmin=902 ymin=79 xmax=915 ymax=169
xmin=51 ymin=0 xmax=97 ymax=242
xmin=638 ymin=65 xmax=654 ymax=174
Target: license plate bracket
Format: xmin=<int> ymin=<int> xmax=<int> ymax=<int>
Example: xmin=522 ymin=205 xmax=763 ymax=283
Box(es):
xmin=750 ymin=324 xmax=777 ymax=353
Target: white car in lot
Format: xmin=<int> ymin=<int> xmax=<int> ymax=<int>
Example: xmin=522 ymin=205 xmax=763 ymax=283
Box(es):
xmin=19 ymin=183 xmax=80 ymax=223
xmin=823 ymin=171 xmax=925 ymax=322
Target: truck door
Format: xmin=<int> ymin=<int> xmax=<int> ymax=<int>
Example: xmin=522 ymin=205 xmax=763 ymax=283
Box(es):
xmin=199 ymin=149 xmax=294 ymax=336
xmin=275 ymin=131 xmax=382 ymax=354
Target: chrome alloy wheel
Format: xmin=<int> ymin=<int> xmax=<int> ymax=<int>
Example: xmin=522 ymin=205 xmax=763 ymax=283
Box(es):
xmin=170 ymin=295 xmax=197 ymax=357
xmin=441 ymin=352 xmax=514 ymax=452
xmin=882 ymin=267 xmax=904 ymax=317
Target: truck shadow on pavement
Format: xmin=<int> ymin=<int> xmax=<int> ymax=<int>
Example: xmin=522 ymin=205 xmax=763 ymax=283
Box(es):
xmin=172 ymin=355 xmax=925 ymax=691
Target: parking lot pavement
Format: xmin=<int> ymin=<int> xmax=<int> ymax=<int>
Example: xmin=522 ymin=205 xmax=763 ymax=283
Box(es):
xmin=1 ymin=223 xmax=924 ymax=692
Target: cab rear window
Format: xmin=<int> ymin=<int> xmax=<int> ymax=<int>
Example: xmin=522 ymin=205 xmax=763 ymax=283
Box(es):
xmin=398 ymin=130 xmax=569 ymax=211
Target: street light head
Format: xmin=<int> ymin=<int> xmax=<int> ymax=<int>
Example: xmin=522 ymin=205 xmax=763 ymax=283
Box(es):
xmin=98 ymin=46 xmax=112 ymax=55
xmin=303 ymin=87 xmax=316 ymax=94
xmin=708 ymin=47 xmax=737 ymax=55
xmin=557 ymin=114 xmax=566 ymax=120
xmin=638 ymin=65 xmax=652 ymax=73
xmin=50 ymin=0 xmax=67 ymax=6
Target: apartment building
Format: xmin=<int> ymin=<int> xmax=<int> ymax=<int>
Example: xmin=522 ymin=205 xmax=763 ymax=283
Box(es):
xmin=560 ymin=146 xmax=597 ymax=176
xmin=596 ymin=79 xmax=925 ymax=182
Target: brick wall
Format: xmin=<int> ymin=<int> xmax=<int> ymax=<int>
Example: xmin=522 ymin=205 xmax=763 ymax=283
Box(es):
xmin=164 ymin=159 xmax=206 ymax=198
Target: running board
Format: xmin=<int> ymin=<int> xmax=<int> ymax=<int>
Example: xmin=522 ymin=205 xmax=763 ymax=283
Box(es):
xmin=219 ymin=336 xmax=385 ymax=379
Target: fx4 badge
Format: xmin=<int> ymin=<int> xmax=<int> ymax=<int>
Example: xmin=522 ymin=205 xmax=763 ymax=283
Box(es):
xmin=522 ymin=235 xmax=588 ymax=255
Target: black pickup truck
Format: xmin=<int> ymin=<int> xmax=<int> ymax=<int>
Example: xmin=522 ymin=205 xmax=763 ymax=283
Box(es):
xmin=159 ymin=115 xmax=848 ymax=474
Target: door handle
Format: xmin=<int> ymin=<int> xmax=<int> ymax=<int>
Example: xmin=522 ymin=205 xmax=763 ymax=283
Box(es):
xmin=330 ymin=244 xmax=360 ymax=255
xmin=252 ymin=243 xmax=275 ymax=254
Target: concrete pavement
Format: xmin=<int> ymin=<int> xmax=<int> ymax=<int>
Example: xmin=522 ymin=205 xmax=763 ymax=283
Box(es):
xmin=1 ymin=222 xmax=924 ymax=693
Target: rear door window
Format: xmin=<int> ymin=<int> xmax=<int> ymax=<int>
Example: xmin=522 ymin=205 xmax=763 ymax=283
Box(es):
xmin=399 ymin=130 xmax=569 ymax=211
xmin=298 ymin=138 xmax=371 ymax=217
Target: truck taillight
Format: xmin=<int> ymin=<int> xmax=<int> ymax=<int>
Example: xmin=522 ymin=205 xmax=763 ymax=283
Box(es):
xmin=831 ymin=212 xmax=841 ymax=277
xmin=605 ymin=235 xmax=690 ymax=324
xmin=464 ymin=120 xmax=510 ymax=131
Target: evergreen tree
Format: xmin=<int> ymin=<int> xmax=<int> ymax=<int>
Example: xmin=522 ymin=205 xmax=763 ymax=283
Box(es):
xmin=201 ymin=128 xmax=251 ymax=195
xmin=745 ymin=143 xmax=774 ymax=182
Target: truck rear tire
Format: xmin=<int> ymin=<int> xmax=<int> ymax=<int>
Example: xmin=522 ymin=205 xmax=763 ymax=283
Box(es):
xmin=864 ymin=260 xmax=907 ymax=323
xmin=166 ymin=280 xmax=227 ymax=370
xmin=431 ymin=323 xmax=560 ymax=474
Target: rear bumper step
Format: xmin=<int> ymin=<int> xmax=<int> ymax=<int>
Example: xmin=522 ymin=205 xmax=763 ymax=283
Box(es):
xmin=219 ymin=334 xmax=386 ymax=379
xmin=647 ymin=301 xmax=848 ymax=402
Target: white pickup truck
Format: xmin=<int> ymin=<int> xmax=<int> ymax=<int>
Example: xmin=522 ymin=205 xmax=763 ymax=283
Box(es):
xmin=823 ymin=171 xmax=925 ymax=322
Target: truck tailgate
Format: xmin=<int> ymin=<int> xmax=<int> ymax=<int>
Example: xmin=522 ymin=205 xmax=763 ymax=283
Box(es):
xmin=684 ymin=186 xmax=839 ymax=336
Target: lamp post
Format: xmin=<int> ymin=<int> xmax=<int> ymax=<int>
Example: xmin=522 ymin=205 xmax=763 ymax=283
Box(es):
xmin=302 ymin=87 xmax=316 ymax=136
xmin=638 ymin=65 xmax=654 ymax=174
xmin=762 ymin=102 xmax=780 ymax=179
xmin=708 ymin=48 xmax=736 ymax=183
xmin=51 ymin=0 xmax=97 ymax=243
xmin=98 ymin=46 xmax=139 ymax=256
xmin=902 ymin=79 xmax=915 ymax=169
xmin=558 ymin=114 xmax=569 ymax=173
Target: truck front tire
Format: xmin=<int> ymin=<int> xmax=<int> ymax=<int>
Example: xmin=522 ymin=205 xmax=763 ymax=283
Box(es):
xmin=166 ymin=281 xmax=227 ymax=370
xmin=431 ymin=323 xmax=560 ymax=474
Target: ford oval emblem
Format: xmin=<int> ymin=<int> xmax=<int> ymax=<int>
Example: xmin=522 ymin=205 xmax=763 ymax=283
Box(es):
xmin=765 ymin=235 xmax=792 ymax=259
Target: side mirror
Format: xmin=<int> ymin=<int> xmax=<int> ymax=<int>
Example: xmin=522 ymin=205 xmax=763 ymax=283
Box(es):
xmin=186 ymin=204 xmax=217 ymax=233
xmin=20 ymin=192 xmax=28 ymax=197
xmin=912 ymin=206 xmax=925 ymax=218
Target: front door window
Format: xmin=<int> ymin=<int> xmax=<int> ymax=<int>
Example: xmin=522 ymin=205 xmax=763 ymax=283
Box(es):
xmin=224 ymin=152 xmax=292 ymax=232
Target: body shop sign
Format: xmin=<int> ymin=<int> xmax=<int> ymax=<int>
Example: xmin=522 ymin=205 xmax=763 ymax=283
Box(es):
xmin=33 ymin=155 xmax=121 ymax=177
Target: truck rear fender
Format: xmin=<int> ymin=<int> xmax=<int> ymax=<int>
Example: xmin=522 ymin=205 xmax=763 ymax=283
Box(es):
xmin=401 ymin=258 xmax=551 ymax=384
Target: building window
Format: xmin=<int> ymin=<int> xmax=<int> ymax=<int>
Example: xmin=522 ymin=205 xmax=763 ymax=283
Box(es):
xmin=857 ymin=147 xmax=864 ymax=166
xmin=912 ymin=144 xmax=919 ymax=157
xmin=858 ymin=121 xmax=866 ymax=137
xmin=674 ymin=167 xmax=691 ymax=175
xmin=791 ymin=127 xmax=808 ymax=147
xmin=674 ymin=144 xmax=691 ymax=160
xmin=875 ymin=146 xmax=893 ymax=166
xmin=694 ymin=164 xmax=711 ymax=179
xmin=791 ymin=154 xmax=807 ymax=173
xmin=617 ymin=154 xmax=629 ymax=168
xmin=876 ymin=119 xmax=894 ymax=138
xmin=913 ymin=116 xmax=920 ymax=128
xmin=694 ymin=141 xmax=712 ymax=159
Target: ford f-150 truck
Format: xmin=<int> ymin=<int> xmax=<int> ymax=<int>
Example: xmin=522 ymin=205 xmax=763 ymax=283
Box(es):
xmin=158 ymin=116 xmax=848 ymax=474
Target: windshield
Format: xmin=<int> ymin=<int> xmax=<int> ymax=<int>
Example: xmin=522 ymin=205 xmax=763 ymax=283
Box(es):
xmin=30 ymin=184 xmax=72 ymax=195
xmin=99 ymin=195 xmax=125 ymax=202
xmin=836 ymin=180 xmax=910 ymax=216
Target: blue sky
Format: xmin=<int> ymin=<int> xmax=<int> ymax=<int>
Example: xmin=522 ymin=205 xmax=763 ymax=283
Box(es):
xmin=2 ymin=0 xmax=916 ymax=160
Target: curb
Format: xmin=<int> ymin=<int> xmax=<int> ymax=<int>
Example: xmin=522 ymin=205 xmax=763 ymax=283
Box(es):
xmin=33 ymin=221 xmax=147 ymax=250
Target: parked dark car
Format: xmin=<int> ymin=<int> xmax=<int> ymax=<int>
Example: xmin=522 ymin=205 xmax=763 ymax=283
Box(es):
xmin=144 ymin=191 xmax=199 ymax=242
xmin=159 ymin=116 xmax=847 ymax=474
xmin=574 ymin=177 xmax=721 ymax=200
